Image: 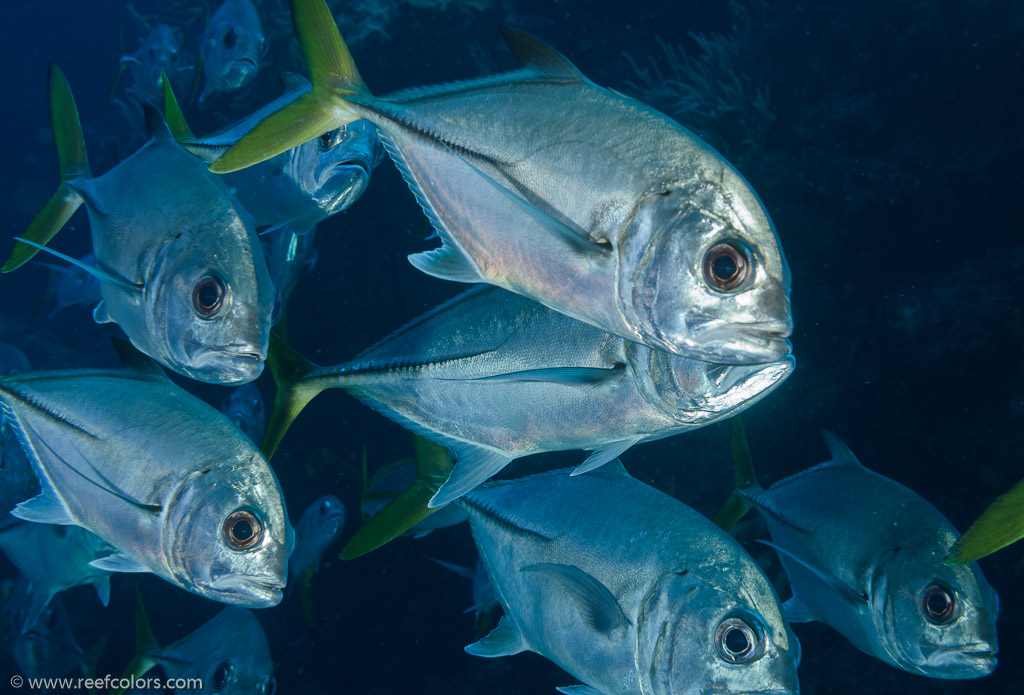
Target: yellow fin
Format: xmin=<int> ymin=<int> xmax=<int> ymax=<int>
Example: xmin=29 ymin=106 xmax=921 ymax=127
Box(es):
xmin=712 ymin=417 xmax=755 ymax=531
xmin=946 ymin=475 xmax=1024 ymax=565
xmin=260 ymin=331 xmax=329 ymax=460
xmin=161 ymin=70 xmax=194 ymax=141
xmin=210 ymin=0 xmax=367 ymax=174
xmin=4 ymin=65 xmax=90 ymax=273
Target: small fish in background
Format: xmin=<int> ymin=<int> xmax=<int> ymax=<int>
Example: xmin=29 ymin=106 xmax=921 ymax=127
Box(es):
xmin=36 ymin=251 xmax=102 ymax=318
xmin=0 ymin=521 xmax=114 ymax=632
xmin=198 ymin=0 xmax=265 ymax=104
xmin=262 ymin=222 xmax=318 ymax=331
xmin=12 ymin=595 xmax=101 ymax=682
xmin=0 ymin=344 xmax=35 ymax=530
xmin=219 ymin=382 xmax=266 ymax=445
xmin=456 ymin=463 xmax=801 ymax=695
xmin=261 ymin=285 xmax=792 ymax=507
xmin=214 ymin=0 xmax=793 ymax=367
xmin=715 ymin=419 xmax=999 ymax=679
xmin=946 ymin=475 xmax=1024 ymax=565
xmin=112 ymin=22 xmax=193 ymax=105
xmin=289 ymin=495 xmax=345 ymax=626
xmin=0 ymin=342 xmax=293 ymax=608
xmin=3 ymin=65 xmax=275 ymax=385
xmin=427 ymin=555 xmax=498 ymax=632
xmin=163 ymin=73 xmax=383 ymax=234
xmin=124 ymin=594 xmax=276 ymax=695
xmin=0 ymin=343 xmax=31 ymax=376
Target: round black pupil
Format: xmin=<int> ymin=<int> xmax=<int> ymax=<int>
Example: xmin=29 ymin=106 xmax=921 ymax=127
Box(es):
xmin=712 ymin=252 xmax=739 ymax=281
xmin=224 ymin=29 xmax=237 ymax=49
xmin=213 ymin=663 xmax=230 ymax=689
xmin=232 ymin=518 xmax=254 ymax=542
xmin=198 ymin=281 xmax=220 ymax=309
xmin=928 ymin=589 xmax=951 ymax=617
xmin=724 ymin=626 xmax=750 ymax=654
xmin=321 ymin=130 xmax=337 ymax=148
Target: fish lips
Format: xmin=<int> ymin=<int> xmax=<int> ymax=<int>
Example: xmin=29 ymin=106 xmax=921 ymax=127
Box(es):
xmin=685 ymin=317 xmax=794 ymax=365
xmin=921 ymin=642 xmax=998 ymax=677
xmin=208 ymin=570 xmax=285 ymax=608
xmin=183 ymin=342 xmax=266 ymax=384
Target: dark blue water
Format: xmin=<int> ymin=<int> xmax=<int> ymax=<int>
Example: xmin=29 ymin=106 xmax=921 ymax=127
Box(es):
xmin=0 ymin=1 xmax=1021 ymax=693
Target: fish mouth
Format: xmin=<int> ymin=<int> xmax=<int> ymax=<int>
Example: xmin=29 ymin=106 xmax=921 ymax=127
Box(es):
xmin=686 ymin=320 xmax=793 ymax=364
xmin=209 ymin=573 xmax=285 ymax=608
xmin=231 ymin=56 xmax=259 ymax=72
xmin=183 ymin=342 xmax=266 ymax=384
xmin=922 ymin=642 xmax=997 ymax=676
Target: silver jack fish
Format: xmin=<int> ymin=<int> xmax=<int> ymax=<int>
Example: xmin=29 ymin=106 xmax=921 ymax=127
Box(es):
xmin=289 ymin=494 xmax=345 ymax=585
xmin=716 ymin=420 xmax=999 ymax=679
xmin=3 ymin=65 xmax=275 ymax=385
xmin=263 ymin=285 xmax=792 ymax=507
xmin=164 ymin=74 xmax=382 ymax=233
xmin=219 ymin=382 xmax=266 ymax=445
xmin=213 ymin=0 xmax=792 ymax=365
xmin=111 ymin=23 xmax=193 ymax=105
xmin=458 ymin=464 xmax=801 ymax=695
xmin=0 ymin=345 xmax=293 ymax=608
xmin=199 ymin=0 xmax=265 ymax=104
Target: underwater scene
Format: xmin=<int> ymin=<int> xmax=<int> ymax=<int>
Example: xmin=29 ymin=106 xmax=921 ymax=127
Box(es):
xmin=0 ymin=0 xmax=1021 ymax=693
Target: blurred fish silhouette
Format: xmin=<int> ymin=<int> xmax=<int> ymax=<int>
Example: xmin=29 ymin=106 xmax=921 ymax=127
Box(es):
xmin=716 ymin=419 xmax=999 ymax=679
xmin=0 ymin=344 xmax=35 ymax=530
xmin=198 ymin=0 xmax=265 ymax=104
xmin=0 ymin=521 xmax=114 ymax=631
xmin=124 ymin=594 xmax=276 ymax=695
xmin=289 ymin=494 xmax=344 ymax=625
xmin=3 ymin=65 xmax=275 ymax=385
xmin=427 ymin=555 xmax=497 ymax=630
xmin=219 ymin=382 xmax=266 ymax=445
xmin=111 ymin=22 xmax=193 ymax=105
xmin=0 ymin=343 xmax=31 ymax=376
xmin=164 ymin=74 xmax=382 ymax=233
xmin=12 ymin=595 xmax=103 ymax=681
xmin=36 ymin=251 xmax=102 ymax=318
xmin=0 ymin=342 xmax=293 ymax=608
xmin=262 ymin=285 xmax=793 ymax=507
xmin=458 ymin=463 xmax=801 ymax=695
xmin=214 ymin=0 xmax=793 ymax=366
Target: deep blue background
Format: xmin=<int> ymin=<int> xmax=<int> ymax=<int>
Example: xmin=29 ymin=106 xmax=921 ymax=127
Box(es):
xmin=1 ymin=1 xmax=1022 ymax=693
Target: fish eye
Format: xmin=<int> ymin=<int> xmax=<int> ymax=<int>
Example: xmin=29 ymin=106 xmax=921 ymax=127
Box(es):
xmin=223 ymin=28 xmax=237 ymax=49
xmin=702 ymin=242 xmax=750 ymax=292
xmin=318 ymin=129 xmax=341 ymax=152
xmin=223 ymin=509 xmax=264 ymax=551
xmin=319 ymin=499 xmax=334 ymax=516
xmin=922 ymin=582 xmax=958 ymax=624
xmin=258 ymin=674 xmax=276 ymax=695
xmin=211 ymin=660 xmax=234 ymax=691
xmin=714 ymin=616 xmax=764 ymax=664
xmin=192 ymin=275 xmax=226 ymax=318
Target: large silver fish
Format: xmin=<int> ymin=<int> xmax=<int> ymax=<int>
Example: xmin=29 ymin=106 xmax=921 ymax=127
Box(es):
xmin=718 ymin=422 xmax=999 ymax=679
xmin=213 ymin=0 xmax=792 ymax=365
xmin=3 ymin=66 xmax=275 ymax=385
xmin=0 ymin=348 xmax=293 ymax=608
xmin=131 ymin=600 xmax=276 ymax=695
xmin=198 ymin=0 xmax=265 ymax=103
xmin=458 ymin=464 xmax=801 ymax=695
xmin=165 ymin=73 xmax=382 ymax=233
xmin=264 ymin=285 xmax=792 ymax=506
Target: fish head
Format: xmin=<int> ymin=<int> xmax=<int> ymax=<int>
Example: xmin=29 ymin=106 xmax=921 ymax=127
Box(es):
xmin=296 ymin=495 xmax=346 ymax=549
xmin=220 ymin=382 xmax=266 ymax=442
xmin=285 ymin=119 xmax=383 ymax=218
xmin=870 ymin=538 xmax=999 ymax=678
xmin=143 ymin=216 xmax=274 ymax=384
xmin=616 ymin=178 xmax=792 ymax=365
xmin=638 ymin=567 xmax=800 ymax=695
xmin=166 ymin=455 xmax=294 ymax=609
xmin=130 ymin=24 xmax=184 ymax=97
xmin=630 ymin=341 xmax=794 ymax=425
xmin=199 ymin=0 xmax=265 ymax=101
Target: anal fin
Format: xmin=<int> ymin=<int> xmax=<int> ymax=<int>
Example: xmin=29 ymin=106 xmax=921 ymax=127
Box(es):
xmin=572 ymin=438 xmax=642 ymax=476
xmin=429 ymin=447 xmax=513 ymax=508
xmin=464 ymin=614 xmax=527 ymax=658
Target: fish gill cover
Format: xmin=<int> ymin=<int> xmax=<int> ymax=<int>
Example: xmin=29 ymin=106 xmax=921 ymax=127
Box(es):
xmin=0 ymin=0 xmax=1021 ymax=693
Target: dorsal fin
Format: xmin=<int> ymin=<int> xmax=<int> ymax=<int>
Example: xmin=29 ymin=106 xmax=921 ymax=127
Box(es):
xmin=500 ymin=27 xmax=583 ymax=80
xmin=142 ymin=103 xmax=173 ymax=141
xmin=820 ymin=430 xmax=863 ymax=467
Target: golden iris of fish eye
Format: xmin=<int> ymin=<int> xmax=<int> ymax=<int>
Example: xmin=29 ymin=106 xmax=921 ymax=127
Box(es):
xmin=223 ymin=508 xmax=264 ymax=551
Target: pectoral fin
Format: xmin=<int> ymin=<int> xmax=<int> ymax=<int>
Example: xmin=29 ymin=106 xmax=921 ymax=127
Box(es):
xmin=13 ymin=485 xmax=74 ymax=526
xmin=572 ymin=437 xmax=642 ymax=476
xmin=429 ymin=447 xmax=513 ymax=508
xmin=456 ymin=366 xmax=625 ymax=386
xmin=782 ymin=595 xmax=816 ymax=623
xmin=556 ymin=686 xmax=607 ymax=695
xmin=758 ymin=539 xmax=868 ymax=607
xmin=523 ymin=563 xmax=630 ymax=635
xmin=89 ymin=553 xmax=151 ymax=574
xmin=464 ymin=614 xmax=527 ymax=658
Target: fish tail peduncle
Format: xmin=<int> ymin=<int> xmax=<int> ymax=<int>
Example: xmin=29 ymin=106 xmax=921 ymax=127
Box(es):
xmin=261 ymin=331 xmax=328 ymax=460
xmin=3 ymin=65 xmax=89 ymax=273
xmin=209 ymin=0 xmax=368 ymax=174
xmin=712 ymin=416 xmax=759 ymax=531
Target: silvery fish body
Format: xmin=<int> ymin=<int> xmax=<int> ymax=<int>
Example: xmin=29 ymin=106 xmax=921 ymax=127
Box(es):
xmin=740 ymin=433 xmax=998 ymax=679
xmin=0 ymin=521 xmax=113 ymax=630
xmin=310 ymin=285 xmax=792 ymax=505
xmin=0 ymin=345 xmax=34 ymax=528
xmin=289 ymin=494 xmax=345 ymax=583
xmin=149 ymin=607 xmax=275 ymax=695
xmin=189 ymin=77 xmax=382 ymax=231
xmin=458 ymin=465 xmax=800 ymax=695
xmin=198 ymin=0 xmax=265 ymax=103
xmin=120 ymin=23 xmax=193 ymax=105
xmin=0 ymin=360 xmax=293 ymax=608
xmin=278 ymin=14 xmax=792 ymax=365
xmin=78 ymin=121 xmax=275 ymax=384
xmin=219 ymin=382 xmax=266 ymax=445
